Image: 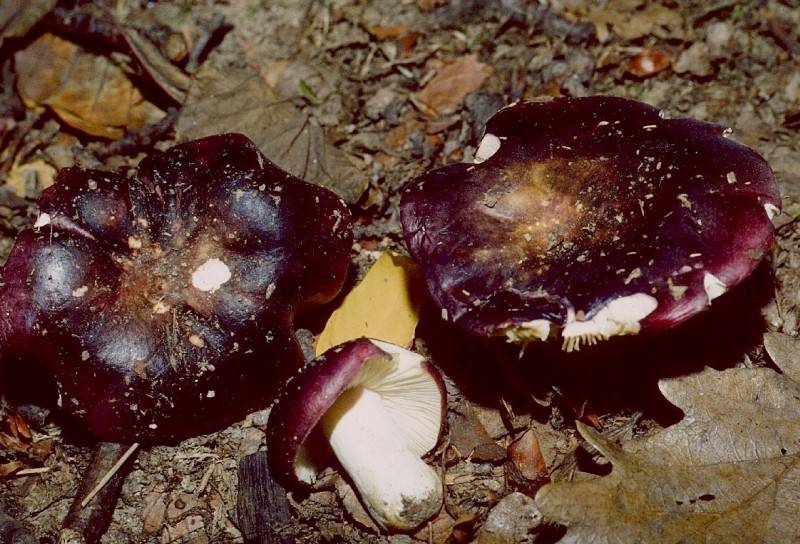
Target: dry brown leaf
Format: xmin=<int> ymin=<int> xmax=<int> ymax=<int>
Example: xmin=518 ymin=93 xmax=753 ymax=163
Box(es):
xmin=315 ymin=252 xmax=424 ymax=355
xmin=417 ymin=0 xmax=447 ymax=13
xmin=627 ymin=49 xmax=672 ymax=78
xmin=763 ymin=332 xmax=800 ymax=384
xmin=368 ymin=24 xmax=413 ymax=41
xmin=176 ymin=64 xmax=367 ymax=204
xmin=5 ymin=158 xmax=56 ymax=199
xmin=0 ymin=461 xmax=25 ymax=478
xmin=415 ymin=55 xmax=493 ymax=118
xmin=6 ymin=412 xmax=32 ymax=441
xmin=536 ymin=366 xmax=800 ymax=543
xmin=508 ymin=428 xmax=548 ymax=482
xmin=15 ymin=33 xmax=165 ymax=139
xmin=588 ymin=0 xmax=683 ymax=43
xmin=28 ymin=438 xmax=54 ymax=462
xmin=0 ymin=0 xmax=56 ymax=47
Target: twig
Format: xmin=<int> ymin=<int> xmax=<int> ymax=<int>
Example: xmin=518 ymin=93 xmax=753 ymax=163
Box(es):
xmin=13 ymin=467 xmax=50 ymax=476
xmin=768 ymin=16 xmax=800 ymax=57
xmin=90 ymin=108 xmax=178 ymax=159
xmin=79 ymin=443 xmax=139 ymax=508
xmin=60 ymin=442 xmax=140 ymax=544
xmin=186 ymin=13 xmax=231 ymax=73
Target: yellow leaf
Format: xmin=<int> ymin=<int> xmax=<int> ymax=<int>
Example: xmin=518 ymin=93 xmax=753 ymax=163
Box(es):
xmin=315 ymin=252 xmax=424 ymax=355
xmin=6 ymin=158 xmax=56 ymax=198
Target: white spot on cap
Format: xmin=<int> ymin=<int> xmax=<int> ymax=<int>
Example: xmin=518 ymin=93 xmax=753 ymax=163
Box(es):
xmin=703 ymin=272 xmax=726 ymax=303
xmin=72 ymin=285 xmax=88 ymax=298
xmin=148 ymin=423 xmax=158 ymax=430
xmin=474 ymin=133 xmax=501 ymax=164
xmin=191 ymin=258 xmax=231 ymax=292
xmin=726 ymin=171 xmax=737 ymax=184
xmin=206 ymin=390 xmax=216 ymax=398
xmin=765 ymin=203 xmax=780 ymax=220
xmin=34 ymin=213 xmax=51 ymax=228
xmin=128 ymin=236 xmax=143 ymax=249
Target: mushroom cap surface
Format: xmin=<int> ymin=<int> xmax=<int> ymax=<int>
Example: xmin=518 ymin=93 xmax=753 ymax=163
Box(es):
xmin=266 ymin=338 xmax=445 ymax=487
xmin=0 ymin=133 xmax=352 ymax=442
xmin=400 ymin=97 xmax=779 ymax=346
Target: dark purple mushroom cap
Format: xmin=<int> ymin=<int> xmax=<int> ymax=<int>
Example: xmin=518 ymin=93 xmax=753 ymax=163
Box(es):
xmin=401 ymin=97 xmax=779 ymax=349
xmin=266 ymin=337 xmax=446 ymax=488
xmin=0 ymin=133 xmax=352 ymax=442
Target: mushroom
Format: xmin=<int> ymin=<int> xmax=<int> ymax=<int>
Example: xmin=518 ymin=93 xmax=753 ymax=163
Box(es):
xmin=400 ymin=97 xmax=779 ymax=350
xmin=266 ymin=338 xmax=446 ymax=531
xmin=0 ymin=133 xmax=353 ymax=442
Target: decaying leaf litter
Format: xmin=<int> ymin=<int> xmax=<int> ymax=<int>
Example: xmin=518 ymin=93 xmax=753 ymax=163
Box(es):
xmin=1 ymin=0 xmax=800 ymax=542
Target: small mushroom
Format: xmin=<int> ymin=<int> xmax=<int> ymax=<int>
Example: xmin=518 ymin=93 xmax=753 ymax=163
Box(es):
xmin=401 ymin=97 xmax=779 ymax=350
xmin=266 ymin=338 xmax=446 ymax=531
xmin=0 ymin=133 xmax=352 ymax=442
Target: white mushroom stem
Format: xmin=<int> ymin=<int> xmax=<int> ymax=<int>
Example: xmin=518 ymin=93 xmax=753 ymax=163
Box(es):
xmin=320 ymin=386 xmax=443 ymax=530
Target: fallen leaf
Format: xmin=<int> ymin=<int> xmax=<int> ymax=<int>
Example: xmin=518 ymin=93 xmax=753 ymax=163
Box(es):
xmin=28 ymin=438 xmax=54 ymax=462
xmin=764 ymin=332 xmax=800 ymax=383
xmin=6 ymin=412 xmax=32 ymax=441
xmin=142 ymin=489 xmax=168 ymax=534
xmin=0 ymin=461 xmax=25 ymax=478
xmin=417 ymin=0 xmax=447 ymax=13
xmin=315 ymin=252 xmax=424 ymax=355
xmin=588 ymin=0 xmax=683 ymax=43
xmin=367 ymin=24 xmax=413 ymax=41
xmin=627 ymin=49 xmax=671 ymax=78
xmin=176 ymin=64 xmax=367 ymax=203
xmin=415 ymin=55 xmax=493 ymax=118
xmin=412 ymin=509 xmax=456 ymax=544
xmin=508 ymin=428 xmax=548 ymax=482
xmin=5 ymin=158 xmax=56 ymax=199
xmin=474 ymin=492 xmax=544 ymax=544
xmin=333 ymin=475 xmax=380 ymax=532
xmin=536 ymin=366 xmax=800 ymax=543
xmin=0 ymin=0 xmax=56 ymax=47
xmin=674 ymin=42 xmax=713 ymax=78
xmin=448 ymin=400 xmax=506 ymax=463
xmin=15 ymin=33 xmax=165 ymax=139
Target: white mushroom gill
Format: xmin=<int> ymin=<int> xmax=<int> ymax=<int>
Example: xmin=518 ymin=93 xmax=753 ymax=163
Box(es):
xmin=317 ymin=342 xmax=443 ymax=530
xmin=191 ymin=258 xmax=231 ymax=293
xmin=561 ymin=293 xmax=658 ymax=352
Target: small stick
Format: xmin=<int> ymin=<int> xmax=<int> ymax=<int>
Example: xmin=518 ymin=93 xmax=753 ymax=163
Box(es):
xmin=13 ymin=467 xmax=50 ymax=476
xmin=60 ymin=442 xmax=140 ymax=544
xmin=79 ymin=443 xmax=139 ymax=508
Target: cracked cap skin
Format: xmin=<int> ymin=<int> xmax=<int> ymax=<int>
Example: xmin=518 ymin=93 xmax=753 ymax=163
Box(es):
xmin=0 ymin=133 xmax=352 ymax=443
xmin=400 ymin=96 xmax=779 ymax=348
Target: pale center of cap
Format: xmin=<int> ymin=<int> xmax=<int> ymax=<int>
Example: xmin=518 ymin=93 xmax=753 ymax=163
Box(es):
xmin=191 ymin=258 xmax=231 ymax=292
